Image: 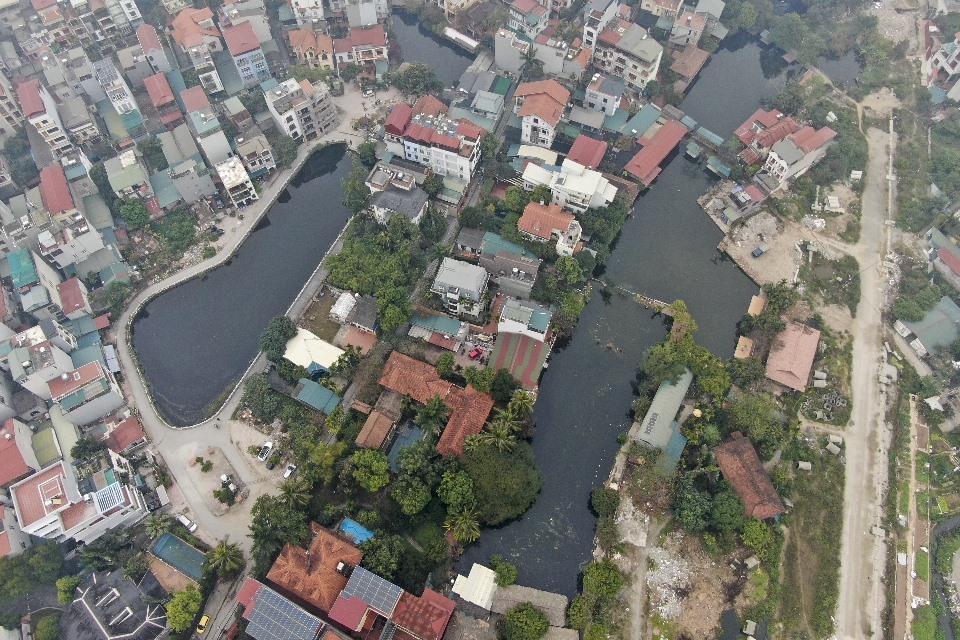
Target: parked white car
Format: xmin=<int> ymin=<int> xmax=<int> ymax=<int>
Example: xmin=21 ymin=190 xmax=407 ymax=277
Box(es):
xmin=176 ymin=514 xmax=198 ymax=532
xmin=257 ymin=441 xmax=273 ymax=462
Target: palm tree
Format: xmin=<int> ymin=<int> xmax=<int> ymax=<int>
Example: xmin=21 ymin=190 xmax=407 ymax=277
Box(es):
xmin=444 ymin=509 xmax=481 ymax=544
xmin=507 ymin=390 xmax=536 ymax=420
xmin=208 ymin=539 xmax=245 ymax=578
xmin=519 ymin=48 xmax=544 ymax=81
xmin=489 ymin=408 xmax=520 ymax=435
xmin=281 ymin=478 xmax=312 ymax=509
xmin=470 ymin=421 xmax=517 ymax=452
xmin=144 ymin=513 xmax=172 ymax=539
xmin=417 ymin=395 xmax=451 ymax=439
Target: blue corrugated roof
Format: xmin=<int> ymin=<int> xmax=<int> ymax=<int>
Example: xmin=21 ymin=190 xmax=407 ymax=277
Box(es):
xmin=8 ymin=249 xmax=37 ymax=289
xmin=411 ymin=314 xmax=462 ymax=336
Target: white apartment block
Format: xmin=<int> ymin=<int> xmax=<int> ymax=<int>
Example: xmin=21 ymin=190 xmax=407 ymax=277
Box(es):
xmin=216 ymin=158 xmax=258 ymax=208
xmin=92 ymin=58 xmax=137 ymax=115
xmin=383 ymin=104 xmax=483 ymax=183
xmin=591 ymin=17 xmax=663 ymax=91
xmin=16 ymin=80 xmax=73 ymax=157
xmin=522 ymin=159 xmax=618 ymax=214
xmin=265 ymin=78 xmax=339 ymax=142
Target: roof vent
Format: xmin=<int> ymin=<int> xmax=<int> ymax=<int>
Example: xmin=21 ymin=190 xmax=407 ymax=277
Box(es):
xmin=4 ymin=433 xmax=11 ymax=440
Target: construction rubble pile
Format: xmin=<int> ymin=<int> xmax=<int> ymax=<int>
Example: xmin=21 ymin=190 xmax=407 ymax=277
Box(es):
xmin=646 ymin=543 xmax=691 ymax=620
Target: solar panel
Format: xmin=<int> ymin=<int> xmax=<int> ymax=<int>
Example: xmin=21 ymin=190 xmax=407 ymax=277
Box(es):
xmin=246 ymin=586 xmax=325 ymax=640
xmin=344 ymin=568 xmax=403 ymax=616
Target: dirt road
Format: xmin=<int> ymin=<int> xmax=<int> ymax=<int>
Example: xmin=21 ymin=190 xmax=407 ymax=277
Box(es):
xmin=834 ymin=126 xmax=895 ymax=638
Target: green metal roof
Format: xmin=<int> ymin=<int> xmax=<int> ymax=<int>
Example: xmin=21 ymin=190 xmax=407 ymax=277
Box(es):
xmin=633 ymin=369 xmax=692 ymax=450
xmin=483 ymin=232 xmax=534 ymax=258
xmin=295 ymin=378 xmax=341 ymax=414
xmin=9 ymin=248 xmax=37 ymax=289
xmin=82 ymin=194 xmax=115 ymax=230
xmin=411 ymin=314 xmax=462 ymax=336
xmin=100 ymin=262 xmax=132 ymax=286
xmin=529 ymin=308 xmax=551 ymax=332
xmin=904 ymin=296 xmax=960 ymax=354
xmin=71 ymin=344 xmax=106 ymax=369
xmin=106 ymin=160 xmax=147 ymax=193
xmin=60 ymin=379 xmax=110 ymax=412
xmin=31 ymin=426 xmax=62 ymax=468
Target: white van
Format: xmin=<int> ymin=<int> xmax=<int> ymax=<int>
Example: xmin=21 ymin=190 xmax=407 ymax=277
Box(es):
xmin=176 ymin=514 xmax=198 ymax=532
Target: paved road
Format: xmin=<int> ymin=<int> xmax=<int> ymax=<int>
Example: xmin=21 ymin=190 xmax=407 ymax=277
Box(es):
xmin=835 ymin=124 xmax=895 ymax=639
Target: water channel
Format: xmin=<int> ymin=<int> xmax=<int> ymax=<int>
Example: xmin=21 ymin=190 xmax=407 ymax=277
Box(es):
xmin=390 ymin=8 xmax=474 ymax=87
xmin=132 ymin=145 xmax=352 ymax=426
xmin=458 ymin=35 xmax=784 ymax=597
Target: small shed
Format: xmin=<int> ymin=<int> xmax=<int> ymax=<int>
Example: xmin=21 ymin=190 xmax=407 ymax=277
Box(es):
xmin=743 ymin=619 xmax=757 ymax=635
xmin=797 ymin=461 xmax=812 ymax=471
xmin=826 ymin=443 xmax=841 ymax=455
xmin=452 ymin=563 xmax=496 ymax=610
xmin=744 ymin=556 xmax=760 ymax=570
xmin=813 ymin=379 xmax=828 ymax=388
xmin=330 ymin=292 xmax=357 ymax=324
xmin=828 ymin=434 xmax=843 ymax=446
xmin=813 ymin=370 xmax=827 ymax=380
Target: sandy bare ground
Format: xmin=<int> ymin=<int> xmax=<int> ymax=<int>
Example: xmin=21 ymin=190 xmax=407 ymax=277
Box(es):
xmin=834 ymin=126 xmax=895 ymax=639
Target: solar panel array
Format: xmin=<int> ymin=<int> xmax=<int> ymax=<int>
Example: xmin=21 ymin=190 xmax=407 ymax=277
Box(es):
xmin=345 ymin=567 xmax=403 ymax=615
xmin=246 ymin=585 xmax=325 ymax=640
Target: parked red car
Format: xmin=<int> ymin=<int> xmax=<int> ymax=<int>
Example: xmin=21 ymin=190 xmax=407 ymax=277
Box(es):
xmin=468 ymin=348 xmax=482 ymax=360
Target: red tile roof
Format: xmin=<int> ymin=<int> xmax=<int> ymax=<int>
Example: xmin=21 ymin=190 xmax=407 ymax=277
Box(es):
xmin=669 ymin=45 xmax=710 ymax=80
xmin=48 ymin=362 xmax=105 ymax=401
xmin=288 ymin=30 xmax=333 ymax=55
xmin=753 ymin=117 xmax=801 ymax=150
xmin=714 ymin=432 xmax=786 ymax=519
xmin=31 ymin=0 xmax=56 ymax=10
xmin=0 ymin=420 xmax=34 ymax=488
xmin=392 ymin=589 xmax=456 ymax=640
xmin=57 ymin=278 xmax=87 ymax=315
xmin=789 ymin=125 xmax=837 ymax=153
xmin=39 ymin=165 xmax=74 ymax=214
xmin=515 ymin=79 xmax=571 ymax=107
xmin=939 ymin=247 xmax=960 ymax=276
xmin=735 ymin=108 xmax=784 ymax=145
xmin=137 ymin=23 xmax=163 ymax=52
xmin=94 ymin=314 xmax=111 ymax=330
xmin=223 ymin=21 xmax=260 ymax=56
xmin=744 ymin=185 xmax=765 ymax=202
xmin=457 ymin=120 xmax=483 ymax=141
xmin=237 ymin=578 xmax=263 ymax=617
xmin=566 ymin=135 xmax=608 ymax=169
xmin=328 ymin=593 xmax=369 ymax=630
xmin=511 ymin=0 xmax=539 ymax=12
xmin=171 ymin=7 xmax=220 ymax=49
xmin=0 ymin=532 xmax=11 ymax=558
xmin=104 ymin=417 xmax=145 ymax=453
xmin=519 ymin=92 xmax=566 ymax=126
xmin=765 ymin=321 xmax=820 ymax=392
xmin=180 ymin=86 xmax=210 ymax=113
xmin=144 ymin=73 xmax=175 ymax=108
xmin=266 ymin=523 xmax=363 ymax=614
xmin=334 ymin=25 xmax=387 ymax=53
xmin=16 ymin=80 xmax=45 ymax=119
xmin=385 ymin=103 xmax=413 ymax=136
xmin=518 ymin=201 xmax=574 ymax=241
xmin=624 ymin=120 xmax=689 ymax=186
xmin=342 ymin=326 xmax=377 ymax=355
xmin=413 ymin=95 xmax=447 ymax=117
xmin=379 ymin=352 xmax=494 ymax=457
xmin=11 ymin=462 xmax=67 ymax=528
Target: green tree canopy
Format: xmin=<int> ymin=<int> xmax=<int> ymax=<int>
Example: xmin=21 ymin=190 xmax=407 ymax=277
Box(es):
xmin=166 ymin=585 xmax=203 ymax=632
xmin=349 ymin=449 xmax=391 ymax=492
xmin=239 ymin=374 xmax=281 ymax=424
xmin=742 ymin=518 xmax=774 ymax=555
xmin=500 ymin=602 xmax=549 ymax=640
xmin=341 ymin=157 xmax=371 ymax=213
xmin=391 ymin=477 xmax=432 ymax=515
xmin=438 ymin=469 xmax=476 ymax=512
xmin=360 ymin=535 xmax=406 ymax=580
xmin=726 ymin=392 xmax=781 ymax=447
xmin=582 ymin=558 xmax=625 ymax=601
xmin=35 ymin=614 xmax=61 ymax=640
xmin=56 ymin=575 xmax=82 ymax=605
xmin=260 ymin=316 xmax=297 ymax=362
xmin=490 ymin=554 xmax=518 ymax=587
xmin=119 ymin=200 xmax=151 ymax=229
xmin=710 ymin=488 xmax=746 ymax=534
xmin=249 ymin=494 xmax=310 ymax=575
xmin=390 ymin=63 xmax=444 ymax=95
xmin=590 ymin=487 xmax=621 ymax=518
xmin=461 ymin=441 xmax=542 ymax=525
xmin=357 ymin=140 xmax=378 ymax=168
xmin=436 ymin=352 xmax=456 ymax=379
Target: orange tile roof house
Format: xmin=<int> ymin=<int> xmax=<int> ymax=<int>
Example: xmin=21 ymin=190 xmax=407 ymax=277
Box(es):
xmin=765 ymin=321 xmax=820 ymax=392
xmin=266 ymin=523 xmax=364 ymax=615
xmin=518 ymin=201 xmax=582 ymax=257
xmin=513 ymin=80 xmax=571 ymax=149
xmin=0 ymin=419 xmax=39 ymax=489
xmin=379 ymin=352 xmax=495 ymax=456
xmin=288 ymin=30 xmax=334 ymax=71
xmin=714 ymin=431 xmax=786 ymax=519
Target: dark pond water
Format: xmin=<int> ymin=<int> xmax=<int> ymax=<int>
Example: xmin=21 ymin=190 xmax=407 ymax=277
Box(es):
xmin=459 ymin=37 xmax=783 ymax=597
xmin=131 ymin=145 xmax=353 ymax=426
xmin=817 ymin=51 xmax=863 ymax=89
xmin=391 ymin=9 xmax=474 ymax=87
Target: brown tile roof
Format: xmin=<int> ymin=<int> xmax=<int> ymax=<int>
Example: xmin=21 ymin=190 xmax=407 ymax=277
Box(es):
xmin=566 ymin=135 xmax=608 ymax=169
xmin=518 ymin=201 xmax=574 ymax=242
xmin=57 ymin=278 xmax=87 ymax=315
xmin=144 ymin=72 xmax=175 ymax=108
xmin=39 ymin=165 xmax=74 ymax=214
xmin=289 ymin=29 xmax=333 ymax=55
xmin=104 ymin=416 xmax=146 ymax=453
xmin=355 ymin=410 xmax=395 ymax=449
xmin=765 ymin=321 xmax=820 ymax=392
xmin=266 ymin=523 xmax=363 ymax=615
xmin=788 ymin=125 xmax=837 ymax=154
xmin=171 ymin=7 xmax=220 ymax=49
xmin=753 ymin=117 xmax=801 ymax=149
xmin=713 ymin=432 xmax=785 ymax=519
xmin=11 ymin=462 xmax=67 ymax=528
xmin=515 ymin=79 xmax=571 ymax=106
xmin=0 ymin=419 xmax=33 ymax=488
xmin=379 ymin=352 xmax=494 ymax=457
xmin=137 ymin=23 xmax=163 ymax=52
xmin=180 ymin=86 xmax=210 ymax=112
xmin=47 ymin=362 xmax=105 ymax=401
xmin=413 ymin=95 xmax=447 ymax=117
xmin=392 ymin=589 xmax=456 ymax=640
xmin=518 ymin=93 xmax=565 ymax=127
xmin=223 ymin=21 xmax=260 ymax=57
xmin=669 ymin=45 xmax=710 ymax=80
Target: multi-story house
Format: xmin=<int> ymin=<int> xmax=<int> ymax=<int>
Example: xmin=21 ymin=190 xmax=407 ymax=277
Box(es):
xmin=92 ymin=58 xmax=142 ymax=132
xmin=513 ymin=79 xmax=570 ymax=148
xmin=332 ymin=25 xmax=388 ymax=77
xmin=136 ymin=23 xmax=171 ymax=74
xmin=760 ymin=126 xmax=837 ymax=189
xmin=160 ymin=0 xmax=189 ymax=14
xmin=288 ymin=0 xmax=325 ymax=28
xmin=508 ymin=0 xmax=549 ymax=39
xmin=584 ymin=73 xmax=624 ymax=116
xmin=144 ymin=72 xmax=184 ymax=129
xmin=37 ymin=165 xmax=105 ymax=270
xmin=216 ymin=158 xmax=258 ymax=208
xmin=592 ymin=17 xmax=663 ymax=91
xmin=431 ymin=257 xmax=489 ymax=319
xmin=0 ymin=419 xmax=40 ymax=490
xmin=288 ymin=30 xmax=335 ymax=72
xmin=343 ymin=0 xmax=389 ymax=27
xmin=522 ymin=158 xmax=617 ymax=213
xmin=640 ymin=0 xmax=682 ymax=19
xmin=264 ymin=78 xmax=339 ymax=142
xmin=169 ymin=159 xmax=217 ymax=204
xmin=669 ymin=11 xmax=705 ymax=47
xmin=933 ymin=32 xmax=960 ymax=78
xmin=7 ymin=340 xmax=75 ymax=400
xmin=171 ymin=7 xmax=224 ymax=94
xmin=182 ymin=87 xmax=232 ymax=166
xmin=383 ymin=101 xmax=484 ymax=183
xmin=57 ymin=278 xmax=92 ymax=320
xmin=10 ymin=451 xmax=147 ymax=545
xmin=58 ymin=97 xmax=100 ymax=144
xmin=48 ymin=361 xmax=124 ymax=426
xmin=104 ymin=150 xmax=151 ymax=200
xmin=235 ymin=131 xmax=276 ymax=179
xmin=16 ymin=79 xmax=72 ymax=158
xmin=493 ymin=28 xmax=592 ymax=81
xmin=0 ymin=74 xmax=22 ymax=138
xmin=223 ymin=22 xmax=270 ymax=88
xmin=498 ymin=298 xmax=553 ymax=342
xmin=582 ymin=0 xmax=620 ymax=50
xmin=518 ymin=200 xmax=582 ymax=256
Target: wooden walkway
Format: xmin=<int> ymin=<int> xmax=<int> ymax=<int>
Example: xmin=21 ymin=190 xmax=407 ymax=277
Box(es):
xmin=599 ymin=281 xmax=675 ymax=317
